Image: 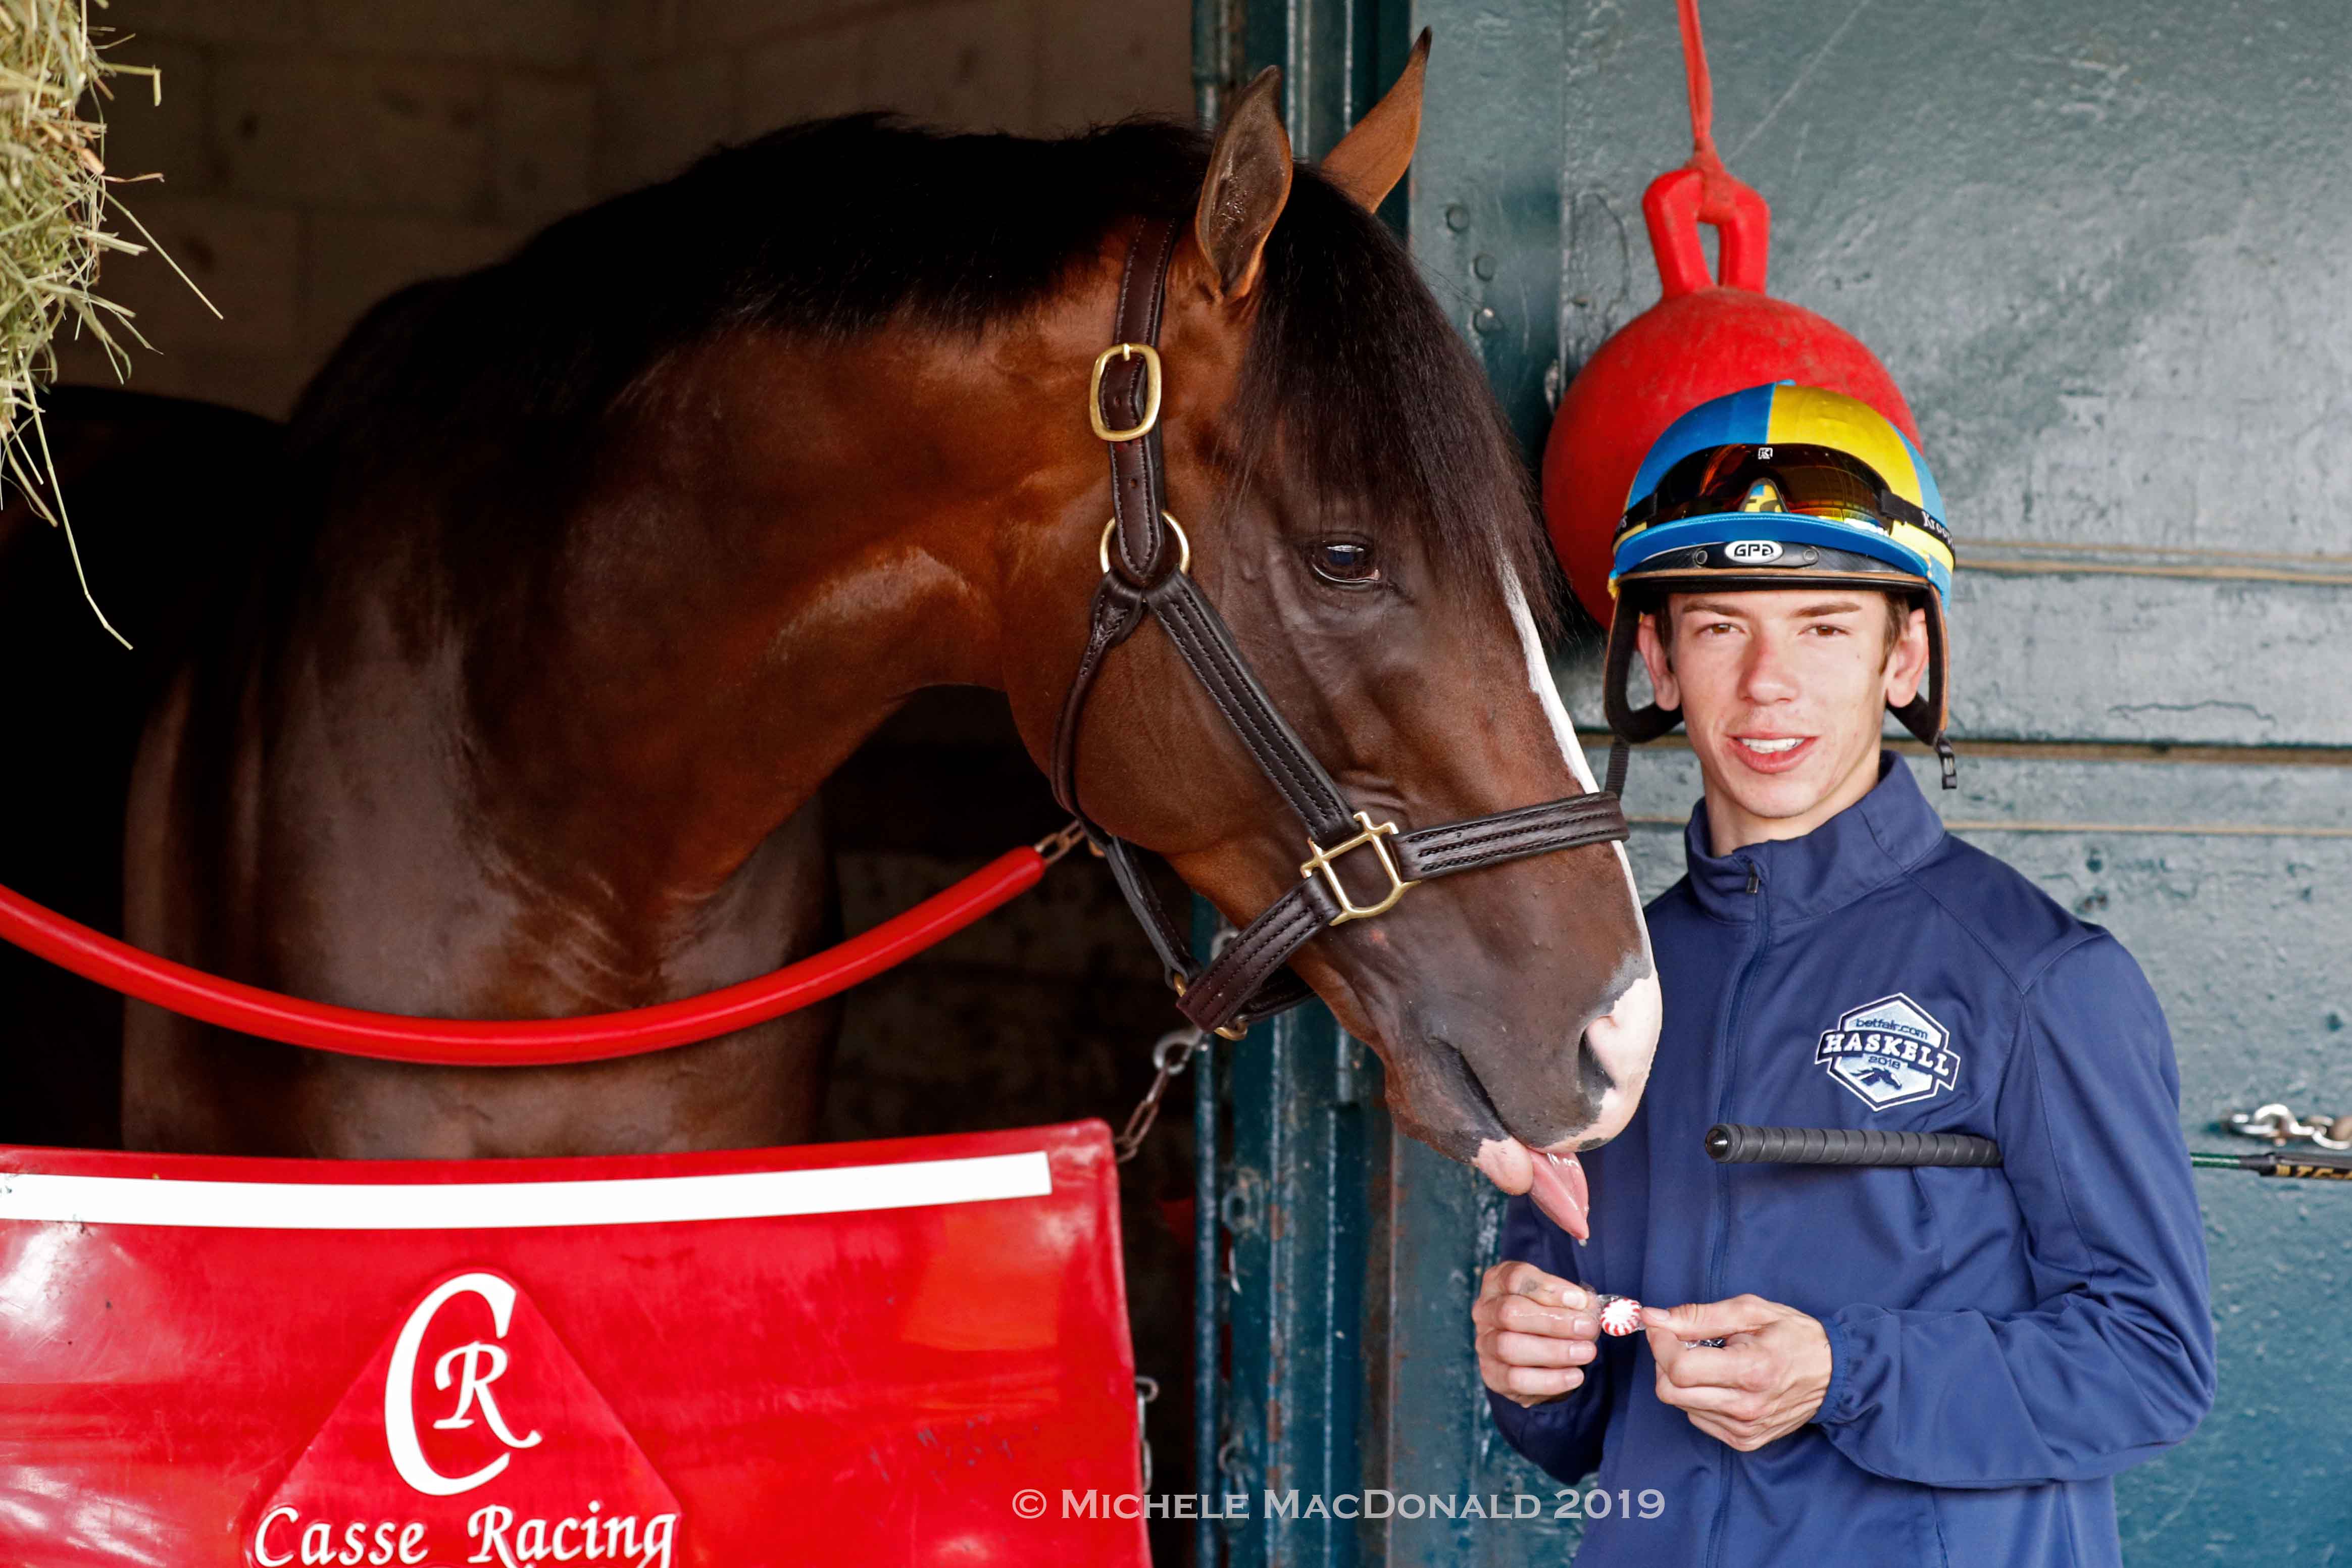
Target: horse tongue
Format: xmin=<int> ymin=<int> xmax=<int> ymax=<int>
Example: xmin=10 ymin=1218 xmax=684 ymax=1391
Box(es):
xmin=1527 ymin=1149 xmax=1591 ymax=1243
xmin=1472 ymin=1137 xmax=1592 ymax=1243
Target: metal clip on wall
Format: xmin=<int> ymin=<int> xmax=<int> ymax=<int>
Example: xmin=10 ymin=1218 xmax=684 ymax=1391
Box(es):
xmin=2224 ymin=1102 xmax=2352 ymax=1151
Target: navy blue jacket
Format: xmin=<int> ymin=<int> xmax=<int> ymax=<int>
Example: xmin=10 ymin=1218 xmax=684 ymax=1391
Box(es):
xmin=1490 ymin=755 xmax=2215 ymax=1567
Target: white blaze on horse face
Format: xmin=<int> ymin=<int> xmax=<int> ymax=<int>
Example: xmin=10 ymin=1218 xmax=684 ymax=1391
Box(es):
xmin=1502 ymin=573 xmax=1600 ymax=795
xmin=1502 ymin=573 xmax=1648 ymax=921
xmin=1502 ymin=572 xmax=1660 ymax=1151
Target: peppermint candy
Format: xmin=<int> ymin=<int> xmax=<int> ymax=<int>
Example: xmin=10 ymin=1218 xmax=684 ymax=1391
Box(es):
xmin=1593 ymin=1294 xmax=1726 ymax=1348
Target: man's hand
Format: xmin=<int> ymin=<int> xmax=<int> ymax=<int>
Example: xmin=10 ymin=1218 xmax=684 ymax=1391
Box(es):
xmin=1641 ymin=1294 xmax=1831 ymax=1451
xmin=1474 ymin=1261 xmax=1600 ymax=1408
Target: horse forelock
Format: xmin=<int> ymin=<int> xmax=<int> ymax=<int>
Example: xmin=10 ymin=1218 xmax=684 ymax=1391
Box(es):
xmin=1219 ymin=166 xmax=1560 ymax=636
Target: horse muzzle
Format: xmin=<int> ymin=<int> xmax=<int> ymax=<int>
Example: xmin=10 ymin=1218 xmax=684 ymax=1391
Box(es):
xmin=1410 ymin=964 xmax=1661 ymax=1241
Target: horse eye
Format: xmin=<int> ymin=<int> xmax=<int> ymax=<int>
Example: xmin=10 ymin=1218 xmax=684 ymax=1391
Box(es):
xmin=1307 ymin=538 xmax=1381 ymax=587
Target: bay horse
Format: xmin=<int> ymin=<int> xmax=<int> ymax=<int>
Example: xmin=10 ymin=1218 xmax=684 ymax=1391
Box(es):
xmin=116 ymin=60 xmax=1659 ymax=1231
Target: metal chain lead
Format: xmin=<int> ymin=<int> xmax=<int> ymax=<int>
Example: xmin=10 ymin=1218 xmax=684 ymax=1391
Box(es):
xmin=1116 ymin=1026 xmax=1206 ymax=1163
xmin=1113 ymin=922 xmax=1233 ymax=1165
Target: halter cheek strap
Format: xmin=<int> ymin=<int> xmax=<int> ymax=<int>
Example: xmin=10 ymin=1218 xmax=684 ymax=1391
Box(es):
xmin=1049 ymin=215 xmax=1631 ymax=1041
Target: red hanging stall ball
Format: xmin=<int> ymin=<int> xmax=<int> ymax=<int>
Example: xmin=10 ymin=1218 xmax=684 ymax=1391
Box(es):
xmin=1542 ymin=163 xmax=1922 ymax=629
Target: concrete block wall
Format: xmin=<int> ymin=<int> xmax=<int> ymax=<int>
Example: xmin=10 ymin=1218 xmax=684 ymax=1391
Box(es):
xmin=58 ymin=0 xmax=1190 ymax=417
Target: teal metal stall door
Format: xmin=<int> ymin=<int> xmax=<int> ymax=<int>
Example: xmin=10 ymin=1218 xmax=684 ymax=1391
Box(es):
xmin=1196 ymin=2 xmax=2351 ymax=1564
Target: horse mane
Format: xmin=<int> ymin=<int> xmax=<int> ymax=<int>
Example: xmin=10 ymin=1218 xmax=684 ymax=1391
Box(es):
xmin=286 ymin=114 xmax=1550 ymax=614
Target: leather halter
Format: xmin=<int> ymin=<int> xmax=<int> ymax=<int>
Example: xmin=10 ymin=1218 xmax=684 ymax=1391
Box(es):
xmin=1049 ymin=215 xmax=1632 ymax=1041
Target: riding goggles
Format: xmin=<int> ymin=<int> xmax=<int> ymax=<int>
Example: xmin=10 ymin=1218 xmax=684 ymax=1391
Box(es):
xmin=1611 ymin=442 xmax=1954 ymax=600
xmin=1620 ymin=440 xmax=1948 ymax=544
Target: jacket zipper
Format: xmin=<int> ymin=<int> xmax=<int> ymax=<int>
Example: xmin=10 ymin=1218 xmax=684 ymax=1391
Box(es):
xmin=1702 ymin=856 xmax=1768 ymax=1568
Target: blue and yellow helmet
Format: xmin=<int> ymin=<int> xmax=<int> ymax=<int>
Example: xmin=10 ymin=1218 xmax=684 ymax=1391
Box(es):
xmin=1601 ymin=382 xmax=1957 ymax=778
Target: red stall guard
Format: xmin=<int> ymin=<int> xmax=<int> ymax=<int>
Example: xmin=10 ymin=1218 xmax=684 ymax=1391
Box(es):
xmin=0 ymin=1120 xmax=1145 ymax=1566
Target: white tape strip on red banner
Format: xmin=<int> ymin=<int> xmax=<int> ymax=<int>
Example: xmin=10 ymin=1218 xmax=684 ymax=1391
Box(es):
xmin=0 ymin=1150 xmax=1052 ymax=1230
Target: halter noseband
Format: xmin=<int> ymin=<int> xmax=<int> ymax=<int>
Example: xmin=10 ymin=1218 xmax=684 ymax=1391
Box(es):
xmin=1049 ymin=215 xmax=1631 ymax=1041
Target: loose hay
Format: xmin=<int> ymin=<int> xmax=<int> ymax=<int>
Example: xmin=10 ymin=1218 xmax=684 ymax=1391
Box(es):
xmin=0 ymin=0 xmax=213 ymax=646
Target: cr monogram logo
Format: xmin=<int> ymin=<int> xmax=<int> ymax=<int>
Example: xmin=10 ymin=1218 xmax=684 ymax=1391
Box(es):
xmin=383 ymin=1272 xmax=544 ymax=1497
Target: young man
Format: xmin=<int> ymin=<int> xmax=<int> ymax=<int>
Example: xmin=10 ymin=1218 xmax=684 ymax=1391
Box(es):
xmin=1476 ymin=384 xmax=2214 ymax=1566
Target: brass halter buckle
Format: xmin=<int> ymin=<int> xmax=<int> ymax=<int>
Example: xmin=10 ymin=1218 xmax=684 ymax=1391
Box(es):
xmin=1299 ymin=812 xmax=1419 ymax=924
xmin=1089 ymin=342 xmax=1163 ymax=442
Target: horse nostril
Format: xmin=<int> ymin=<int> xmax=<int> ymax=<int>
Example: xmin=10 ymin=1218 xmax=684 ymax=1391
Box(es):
xmin=1577 ymin=1038 xmax=1616 ymax=1102
xmin=1572 ymin=968 xmax=1662 ymax=1145
xmin=1583 ymin=970 xmax=1662 ymax=1065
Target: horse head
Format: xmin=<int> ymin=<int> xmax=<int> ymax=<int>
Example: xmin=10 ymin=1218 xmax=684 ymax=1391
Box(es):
xmin=997 ymin=52 xmax=1660 ymax=1232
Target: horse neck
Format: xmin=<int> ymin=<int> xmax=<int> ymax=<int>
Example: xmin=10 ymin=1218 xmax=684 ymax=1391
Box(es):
xmin=432 ymin=319 xmax=1094 ymax=922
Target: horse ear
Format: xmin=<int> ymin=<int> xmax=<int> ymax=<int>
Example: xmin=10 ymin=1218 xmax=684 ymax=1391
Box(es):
xmin=1194 ymin=66 xmax=1293 ymax=302
xmin=1320 ymin=29 xmax=1431 ymax=213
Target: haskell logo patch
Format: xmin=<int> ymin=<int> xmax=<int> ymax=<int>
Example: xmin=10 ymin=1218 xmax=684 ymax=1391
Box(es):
xmin=1815 ymin=993 xmax=1960 ymax=1110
